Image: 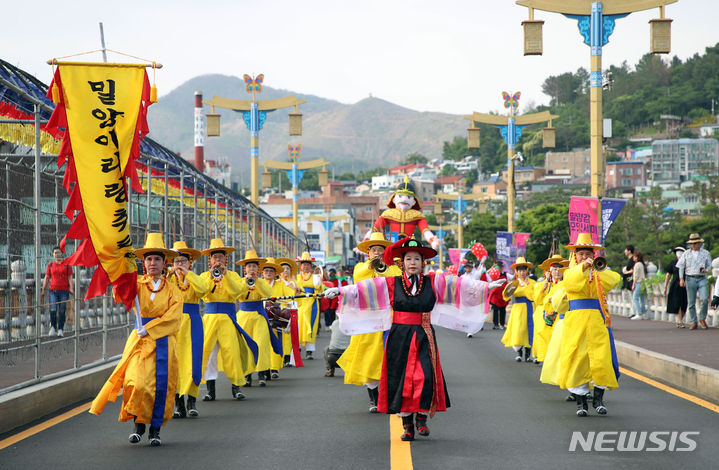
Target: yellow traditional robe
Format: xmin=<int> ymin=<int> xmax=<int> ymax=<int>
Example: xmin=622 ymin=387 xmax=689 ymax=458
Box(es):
xmin=90 ymin=277 xmax=182 ymax=427
xmin=501 ymin=278 xmax=536 ymax=349
xmin=296 ymin=273 xmax=325 ymax=345
xmin=236 ymin=278 xmax=274 ymax=373
xmin=268 ymin=279 xmax=296 ymax=371
xmin=558 ymin=265 xmax=621 ymax=390
xmin=336 ymin=261 xmax=401 ymax=385
xmin=539 ymin=283 xmax=569 ymax=385
xmin=200 ymin=270 xmax=256 ymax=385
xmin=169 ymin=271 xmax=210 ymax=397
xmin=532 ymin=280 xmax=560 ymax=362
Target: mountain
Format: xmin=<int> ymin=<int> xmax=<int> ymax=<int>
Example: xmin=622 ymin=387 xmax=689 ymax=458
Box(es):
xmin=146 ymin=74 xmax=465 ymax=174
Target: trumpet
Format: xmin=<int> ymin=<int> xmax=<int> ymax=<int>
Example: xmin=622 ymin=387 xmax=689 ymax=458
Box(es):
xmin=592 ymin=257 xmax=607 ymax=271
xmin=370 ymin=257 xmax=388 ymax=274
xmin=246 ymin=277 xmax=256 ymax=288
xmin=211 ymin=267 xmax=223 ymax=280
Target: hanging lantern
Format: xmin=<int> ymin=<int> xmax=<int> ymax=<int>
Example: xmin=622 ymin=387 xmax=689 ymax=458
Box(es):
xmin=649 ymin=18 xmax=672 ymax=54
xmin=318 ymin=168 xmax=329 ymax=187
xmin=261 ymin=170 xmax=272 ymax=188
xmin=206 ymin=113 xmax=221 ymax=136
xmin=543 ymin=126 xmax=556 ymax=148
xmin=343 ymin=222 xmax=350 ymax=232
xmin=522 ymin=19 xmax=544 ymax=56
xmin=467 ymin=127 xmax=481 ymax=149
xmin=289 ymin=113 xmax=303 ymax=136
xmin=434 ymin=200 xmax=442 ymax=215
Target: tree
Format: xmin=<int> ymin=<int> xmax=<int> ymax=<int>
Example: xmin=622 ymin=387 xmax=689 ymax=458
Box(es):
xmin=461 ymin=212 xmax=506 ymax=260
xmin=440 ymin=165 xmax=457 ymax=176
xmin=356 ymin=167 xmax=386 ymax=183
xmin=515 ymin=203 xmax=570 ymax=268
xmin=402 ymin=152 xmax=428 ymax=165
xmin=442 ymin=136 xmax=470 ymax=161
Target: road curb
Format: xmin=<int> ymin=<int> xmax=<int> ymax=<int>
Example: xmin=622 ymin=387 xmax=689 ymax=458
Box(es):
xmin=0 ymin=361 xmax=116 ymax=436
xmin=615 ymin=340 xmax=719 ymax=404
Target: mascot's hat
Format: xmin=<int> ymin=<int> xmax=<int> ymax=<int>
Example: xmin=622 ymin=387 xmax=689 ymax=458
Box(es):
xmin=387 ymin=176 xmax=422 ymax=210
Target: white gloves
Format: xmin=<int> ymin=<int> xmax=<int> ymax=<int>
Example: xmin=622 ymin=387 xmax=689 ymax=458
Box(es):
xmin=313 ymin=274 xmax=322 ymax=288
xmin=324 ymin=287 xmax=340 ymax=299
xmin=136 ymin=326 xmax=148 ymax=338
xmin=488 ymin=278 xmax=507 ymax=290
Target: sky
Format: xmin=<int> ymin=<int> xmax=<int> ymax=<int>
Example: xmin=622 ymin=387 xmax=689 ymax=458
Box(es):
xmin=2 ymin=0 xmax=718 ymax=115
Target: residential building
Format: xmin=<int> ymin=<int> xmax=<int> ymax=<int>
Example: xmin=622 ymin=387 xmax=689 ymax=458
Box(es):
xmin=472 ymin=175 xmax=507 ymax=200
xmin=606 ymin=161 xmax=647 ymax=189
xmin=501 ymin=166 xmax=546 ymax=184
xmin=650 ymin=138 xmax=719 ymax=183
xmin=545 ymin=149 xmax=590 ymax=180
xmin=388 ymin=164 xmax=426 ymax=176
xmin=434 ymin=175 xmax=464 ymax=194
xmin=371 ymin=174 xmax=403 ymax=191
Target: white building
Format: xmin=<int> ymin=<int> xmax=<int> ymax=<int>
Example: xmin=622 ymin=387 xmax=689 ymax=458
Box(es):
xmin=371 ymin=174 xmax=404 ymax=191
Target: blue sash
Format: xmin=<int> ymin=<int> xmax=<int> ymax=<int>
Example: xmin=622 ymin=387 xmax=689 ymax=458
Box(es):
xmin=559 ymin=314 xmax=565 ymax=320
xmin=140 ymin=317 xmax=168 ymax=429
xmin=205 ymin=302 xmax=259 ymax=364
xmin=568 ymin=298 xmax=620 ymax=380
xmin=239 ymin=301 xmax=283 ymax=356
xmin=183 ymin=303 xmax=204 ymax=386
xmin=303 ymin=287 xmax=319 ymax=331
xmin=515 ymin=296 xmax=534 ymax=346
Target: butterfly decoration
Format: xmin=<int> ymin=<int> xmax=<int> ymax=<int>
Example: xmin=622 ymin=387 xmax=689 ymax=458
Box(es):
xmin=288 ymin=145 xmax=302 ymax=157
xmin=244 ymin=74 xmax=264 ymax=93
xmin=502 ymin=91 xmax=521 ymax=109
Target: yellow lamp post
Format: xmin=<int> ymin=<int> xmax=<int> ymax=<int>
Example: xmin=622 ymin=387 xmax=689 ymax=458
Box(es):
xmin=261 ymin=145 xmax=330 ymax=236
xmin=203 ymin=74 xmax=307 ymax=206
xmin=435 ymin=180 xmax=487 ymax=250
xmin=464 ymin=93 xmax=558 ymax=232
xmin=516 ymin=0 xmax=676 ymax=236
xmin=428 ymin=214 xmax=457 ymax=270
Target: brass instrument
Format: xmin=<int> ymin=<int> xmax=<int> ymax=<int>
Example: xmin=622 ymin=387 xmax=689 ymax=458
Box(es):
xmin=503 ymin=280 xmax=519 ymax=297
xmin=246 ymin=277 xmax=256 ymax=288
xmin=370 ymin=257 xmax=388 ymax=274
xmin=211 ymin=267 xmax=223 ymax=280
xmin=593 ymin=257 xmax=607 ymax=271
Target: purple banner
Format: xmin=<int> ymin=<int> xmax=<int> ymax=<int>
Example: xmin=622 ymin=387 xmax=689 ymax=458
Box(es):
xmin=601 ymin=198 xmax=626 ymax=245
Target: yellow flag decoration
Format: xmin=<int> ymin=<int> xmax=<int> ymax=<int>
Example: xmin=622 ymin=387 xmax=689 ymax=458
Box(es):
xmin=45 ymin=63 xmax=153 ymax=309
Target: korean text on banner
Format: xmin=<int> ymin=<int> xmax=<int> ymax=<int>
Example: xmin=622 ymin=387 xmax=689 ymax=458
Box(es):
xmin=568 ymin=197 xmax=600 ymax=245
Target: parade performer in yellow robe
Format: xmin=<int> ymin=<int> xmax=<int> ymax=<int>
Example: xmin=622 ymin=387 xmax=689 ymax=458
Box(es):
xmin=199 ymin=238 xmax=258 ymax=402
xmin=277 ymin=257 xmax=301 ymax=367
xmin=235 ymin=249 xmax=275 ymax=387
xmin=558 ymin=233 xmax=621 ymax=417
xmin=532 ymin=255 xmax=569 ymax=363
xmin=500 ymin=257 xmax=537 ymax=362
xmin=263 ymin=257 xmax=296 ymax=377
xmin=295 ymin=252 xmax=325 ymax=360
xmin=539 ymin=281 xmax=570 ymax=388
xmin=167 ymin=241 xmax=208 ymax=419
xmin=337 ymin=232 xmax=401 ymax=413
xmin=90 ymin=233 xmax=182 ymax=447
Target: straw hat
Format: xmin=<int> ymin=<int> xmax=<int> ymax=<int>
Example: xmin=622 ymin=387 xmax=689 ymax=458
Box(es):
xmin=686 ymin=233 xmax=704 ymax=244
xmin=673 ymin=246 xmax=686 ymax=254
xmin=260 ymin=257 xmax=282 ymax=272
xmin=171 ymin=240 xmax=202 ymax=260
xmin=510 ymin=256 xmax=534 ymax=270
xmin=134 ymin=233 xmax=177 ymax=259
xmin=382 ymin=237 xmax=437 ymax=265
xmin=565 ymin=232 xmax=604 ymax=251
xmin=296 ymin=251 xmax=316 ymax=263
xmin=538 ymin=254 xmax=569 ymax=272
xmin=201 ymin=238 xmax=235 ymax=256
xmin=276 ymin=257 xmax=298 ymax=277
xmin=357 ymin=232 xmax=393 ymax=254
xmin=236 ymin=249 xmax=266 ymax=267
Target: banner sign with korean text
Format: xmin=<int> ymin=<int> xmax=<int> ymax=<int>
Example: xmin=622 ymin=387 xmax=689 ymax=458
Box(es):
xmin=568 ymin=196 xmax=600 ymax=245
xmin=496 ymin=232 xmax=531 ymax=272
xmin=46 ymin=63 xmax=152 ymax=309
xmin=601 ymin=198 xmax=626 ymax=244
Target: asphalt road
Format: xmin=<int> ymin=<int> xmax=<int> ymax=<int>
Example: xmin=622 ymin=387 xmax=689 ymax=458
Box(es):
xmin=1 ymin=327 xmax=717 ymax=470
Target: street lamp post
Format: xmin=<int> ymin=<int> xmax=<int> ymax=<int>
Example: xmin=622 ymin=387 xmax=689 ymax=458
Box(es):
xmin=464 ymin=94 xmax=557 ymax=232
xmin=429 ymin=214 xmax=455 ymax=270
xmin=435 ymin=180 xmax=486 ymax=250
xmin=516 ymin=0 xmax=676 ymax=236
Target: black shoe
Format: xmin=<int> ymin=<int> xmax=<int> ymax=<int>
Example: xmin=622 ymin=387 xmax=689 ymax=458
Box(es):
xmin=148 ymin=426 xmax=162 ymax=446
xmin=283 ymin=355 xmax=293 ymax=367
xmin=515 ymin=347 xmax=523 ymax=362
xmin=306 ymin=351 xmax=314 ymax=360
xmin=129 ymin=422 xmax=145 ymax=444
xmin=174 ymin=394 xmax=186 ymax=419
xmin=186 ymin=396 xmax=199 ymax=417
xmin=203 ymin=380 xmax=216 ymax=401
xmin=576 ymin=394 xmax=589 ymax=417
xmin=271 ymin=370 xmax=279 ymax=379
xmin=367 ymin=387 xmax=378 ymax=413
xmin=245 ymin=374 xmax=253 ymax=387
xmin=401 ymin=415 xmax=415 ymax=441
xmin=524 ymin=346 xmax=532 ymax=362
xmin=259 ymin=370 xmax=268 ymax=386
xmin=232 ymin=385 xmax=246 ymax=400
xmin=592 ymin=388 xmax=607 ymax=415
xmin=492 ymin=325 xmax=498 ymax=330
xmin=415 ymin=414 xmax=430 ymax=436
xmin=566 ymin=393 xmax=577 ymax=402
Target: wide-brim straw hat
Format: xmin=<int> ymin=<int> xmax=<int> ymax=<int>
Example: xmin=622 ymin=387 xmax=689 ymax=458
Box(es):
xmin=135 ymin=233 xmax=177 ymax=259
xmin=565 ymin=232 xmax=604 ymax=251
xmin=201 ymin=238 xmax=236 ymax=256
xmin=357 ymin=232 xmax=393 ymax=254
xmin=538 ymin=254 xmax=569 ymax=272
xmin=171 ymin=240 xmax=202 ymax=260
xmin=382 ymin=237 xmax=437 ymax=265
xmin=510 ymin=256 xmax=534 ymax=270
xmin=686 ymin=233 xmax=704 ymax=244
xmin=296 ymin=251 xmax=316 ymax=263
xmin=260 ymin=257 xmax=282 ymax=272
xmin=276 ymin=257 xmax=298 ymax=277
xmin=236 ymin=249 xmax=266 ymax=266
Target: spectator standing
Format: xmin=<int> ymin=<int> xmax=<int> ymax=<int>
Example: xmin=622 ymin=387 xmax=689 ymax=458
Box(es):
xmin=41 ymin=246 xmax=74 ymax=337
xmin=630 ymin=252 xmax=647 ymax=320
xmin=664 ymin=246 xmax=688 ymax=328
xmin=677 ymin=233 xmax=712 ymax=330
xmin=489 ymin=262 xmax=510 ymax=330
xmin=621 ymin=245 xmax=635 ymax=304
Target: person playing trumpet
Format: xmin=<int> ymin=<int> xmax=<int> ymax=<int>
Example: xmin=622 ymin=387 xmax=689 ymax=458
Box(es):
xmin=262 ymin=257 xmax=296 ymax=378
xmin=337 ymin=232 xmax=401 ymax=413
xmin=295 ymin=252 xmax=325 ymax=360
xmin=500 ymin=257 xmax=537 ymax=362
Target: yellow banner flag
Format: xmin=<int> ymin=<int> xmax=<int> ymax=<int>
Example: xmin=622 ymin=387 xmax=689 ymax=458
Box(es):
xmin=46 ymin=63 xmax=152 ymax=309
